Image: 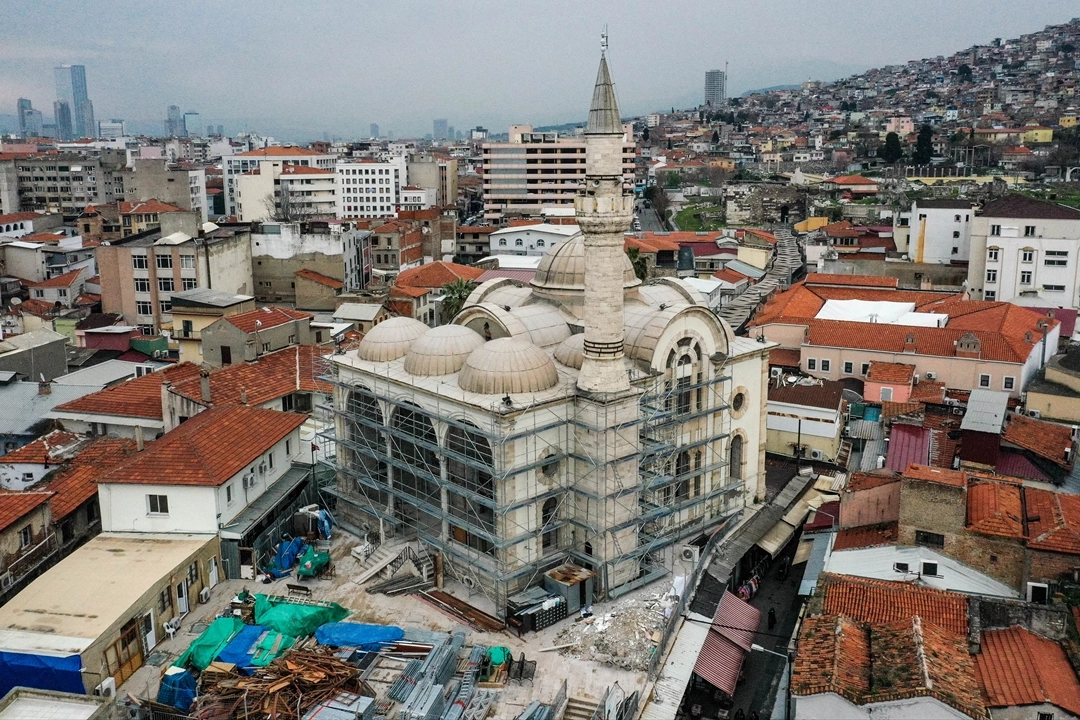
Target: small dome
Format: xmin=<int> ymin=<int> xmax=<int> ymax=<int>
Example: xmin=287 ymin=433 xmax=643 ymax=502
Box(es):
xmin=458 ymin=337 xmax=559 ymax=395
xmin=356 ymin=317 xmax=428 ymax=362
xmin=531 ymin=235 xmax=639 ymax=292
xmin=554 ymin=334 xmax=585 ymax=369
xmin=404 ymin=325 xmax=485 ymax=376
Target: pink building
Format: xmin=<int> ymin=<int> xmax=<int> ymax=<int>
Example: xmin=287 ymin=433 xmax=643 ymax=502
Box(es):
xmin=864 ymin=362 xmax=915 ymax=403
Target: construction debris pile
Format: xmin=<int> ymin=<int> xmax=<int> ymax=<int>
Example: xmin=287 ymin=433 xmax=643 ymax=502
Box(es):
xmin=550 ymin=594 xmax=669 ymax=672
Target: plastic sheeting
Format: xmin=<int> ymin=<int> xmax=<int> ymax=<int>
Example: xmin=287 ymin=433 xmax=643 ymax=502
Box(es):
xmin=314 ymin=622 xmax=404 ymax=650
xmin=174 ymin=617 xmax=244 ymax=671
xmin=297 ymin=545 xmax=331 ymax=578
xmin=267 ymin=537 xmax=308 ymax=578
xmin=0 ymin=650 xmax=84 ymax=697
xmin=254 ymin=594 xmax=349 ymax=637
xmin=157 ymin=667 xmax=197 ymax=712
xmin=216 ymin=624 xmax=295 ymax=673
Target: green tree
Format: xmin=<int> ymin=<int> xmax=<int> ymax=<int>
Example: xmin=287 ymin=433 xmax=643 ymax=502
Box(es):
xmin=642 ymin=126 xmax=650 ymax=142
xmin=711 ymin=130 xmax=720 ymax=143
xmin=878 ymin=132 xmax=904 ymax=163
xmin=440 ymin=278 xmax=476 ymax=322
xmin=626 ymin=247 xmax=648 ymax=281
xmin=912 ymin=124 xmax=934 ymax=165
xmin=957 ymin=63 xmax=973 ymax=81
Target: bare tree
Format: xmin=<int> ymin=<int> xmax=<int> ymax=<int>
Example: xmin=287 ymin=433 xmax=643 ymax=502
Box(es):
xmin=262 ymin=183 xmax=315 ymax=222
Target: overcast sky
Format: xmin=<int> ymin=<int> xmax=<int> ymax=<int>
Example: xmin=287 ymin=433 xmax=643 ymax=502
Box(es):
xmin=2 ymin=0 xmax=1076 ymax=140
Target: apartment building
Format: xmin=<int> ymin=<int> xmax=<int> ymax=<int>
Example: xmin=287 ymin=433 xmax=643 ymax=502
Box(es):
xmin=968 ymin=194 xmax=1080 ymax=309
xmin=906 ymin=198 xmax=976 ymax=264
xmin=120 ymin=159 xmax=208 ymax=222
xmin=118 ymin=199 xmax=185 ymax=237
xmin=222 ymin=146 xmax=335 ymax=217
xmin=481 ymin=124 xmax=635 ymax=221
xmin=96 ymin=214 xmax=253 ymax=335
xmin=406 ymin=153 xmax=458 ymax=206
xmin=250 ymin=219 xmax=369 ymax=303
xmin=367 ymin=218 xmax=423 ymax=279
xmin=0 ymin=151 xmax=128 ymax=217
xmin=235 ymin=161 xmax=337 ymax=222
xmin=336 ymin=157 xmax=406 ymax=219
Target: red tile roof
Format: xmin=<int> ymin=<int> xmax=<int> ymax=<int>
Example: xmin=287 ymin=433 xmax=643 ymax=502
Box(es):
xmin=97 ymin=405 xmax=306 ymax=487
xmin=975 ymin=626 xmax=1080 ymax=715
xmin=903 ymin=463 xmax=967 ymax=487
xmin=831 ymin=174 xmax=877 ymax=186
xmin=1002 ymin=414 xmax=1073 ymax=468
xmin=13 ymin=231 xmax=67 ymax=243
xmin=169 ymin=345 xmax=331 ymax=407
xmin=43 ymin=436 xmax=138 ymax=520
xmin=389 ymin=285 xmax=430 ymax=299
xmin=1024 ymin=488 xmax=1080 ymax=555
xmin=0 ymin=490 xmax=53 ymax=531
xmin=0 ymin=211 xmax=45 ymax=224
xmin=15 ymin=298 xmax=60 ymax=318
xmin=224 ymin=306 xmax=312 ymax=334
xmin=847 ymin=470 xmax=901 ymax=491
xmin=792 ymin=614 xmax=871 ymax=700
xmin=805 ymin=273 xmax=898 ymax=289
xmin=967 ymin=480 xmax=1025 ymax=538
xmin=0 ymin=430 xmax=85 ymax=464
xmin=866 ymin=361 xmax=915 ymax=384
xmin=713 ymin=268 xmax=749 ymax=284
xmin=818 ymin=573 xmax=968 ymax=636
xmin=749 ymin=282 xmax=961 ymax=328
xmin=294 ymin=269 xmax=344 ymax=289
xmin=27 ymin=268 xmax=84 ymax=289
xmin=53 ymin=363 xmax=201 ymax=420
xmin=396 ymin=261 xmax=485 ymax=289
xmin=280 ymin=163 xmax=333 ymax=175
xmin=832 ymin=522 xmax=899 ymax=550
xmin=768 ymin=348 xmax=802 ymax=368
xmin=118 ymin=199 xmax=185 ymax=215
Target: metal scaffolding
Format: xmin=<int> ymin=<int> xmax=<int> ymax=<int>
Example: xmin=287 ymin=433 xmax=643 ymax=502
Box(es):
xmin=317 ymin=348 xmax=743 ymax=615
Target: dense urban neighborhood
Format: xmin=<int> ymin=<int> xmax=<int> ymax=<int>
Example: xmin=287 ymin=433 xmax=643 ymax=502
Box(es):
xmin=1 ymin=13 xmax=1080 ymax=720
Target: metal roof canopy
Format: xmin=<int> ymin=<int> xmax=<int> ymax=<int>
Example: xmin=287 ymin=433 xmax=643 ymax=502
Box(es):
xmin=960 ymin=389 xmax=1010 ymax=433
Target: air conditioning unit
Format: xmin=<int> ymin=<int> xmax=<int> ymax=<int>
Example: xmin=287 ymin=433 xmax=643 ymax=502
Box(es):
xmin=912 ymin=374 xmax=920 ymax=385
xmin=95 ymin=677 xmax=117 ymax=697
xmin=199 ymin=587 xmax=211 ymax=604
xmin=924 ymin=371 xmax=937 ymax=381
xmin=810 ymin=449 xmax=825 ymax=460
xmin=258 ymin=462 xmax=267 ymax=474
xmin=769 ymin=367 xmax=784 ymax=380
xmin=243 ymin=472 xmax=255 ymax=488
xmin=1028 ymin=409 xmax=1041 ymax=418
xmin=680 ymin=545 xmax=700 ymax=563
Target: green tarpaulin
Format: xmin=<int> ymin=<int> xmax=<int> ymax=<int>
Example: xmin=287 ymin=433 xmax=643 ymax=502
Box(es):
xmin=253 ymin=594 xmax=349 ymax=637
xmin=296 ymin=545 xmax=331 ymax=578
xmin=174 ymin=617 xmax=244 ymax=671
xmin=252 ymin=631 xmax=295 ymax=666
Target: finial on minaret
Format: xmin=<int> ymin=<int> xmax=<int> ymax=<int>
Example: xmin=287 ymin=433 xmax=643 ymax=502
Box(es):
xmin=601 ymin=26 xmax=608 ymax=55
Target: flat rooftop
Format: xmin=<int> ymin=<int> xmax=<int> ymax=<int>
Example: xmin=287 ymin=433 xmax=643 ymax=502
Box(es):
xmin=0 ymin=533 xmax=215 ymax=650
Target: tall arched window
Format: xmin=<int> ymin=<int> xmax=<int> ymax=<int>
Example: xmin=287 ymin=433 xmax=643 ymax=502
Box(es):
xmin=675 ymin=452 xmax=690 ymax=501
xmin=541 ymin=497 xmax=559 ymax=553
xmin=391 ymin=404 xmax=441 ymax=535
xmin=729 ymin=435 xmax=744 ymax=481
xmin=346 ymin=386 xmax=387 ymax=507
xmin=447 ymin=422 xmax=496 ymax=556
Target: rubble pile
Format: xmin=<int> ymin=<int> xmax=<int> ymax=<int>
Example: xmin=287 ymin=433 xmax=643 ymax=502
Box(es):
xmin=551 ymin=594 xmax=670 ymax=671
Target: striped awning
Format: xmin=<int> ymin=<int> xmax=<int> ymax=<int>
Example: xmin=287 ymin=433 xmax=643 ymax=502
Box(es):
xmin=693 ymin=591 xmax=761 ymax=696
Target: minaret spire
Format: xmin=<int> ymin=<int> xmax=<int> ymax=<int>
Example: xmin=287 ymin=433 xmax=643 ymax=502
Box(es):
xmin=576 ymin=40 xmax=634 ymax=395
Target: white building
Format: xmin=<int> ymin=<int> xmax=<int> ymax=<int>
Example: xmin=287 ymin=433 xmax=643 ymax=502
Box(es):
xmin=488 ymin=223 xmax=582 ymax=256
xmin=235 ymin=161 xmax=337 ymax=222
xmin=223 ymin=146 xmax=336 ymax=217
xmin=399 ymin=186 xmax=435 ymax=212
xmin=907 ymin=198 xmax=976 ymax=264
xmin=336 ymin=157 xmax=406 ymax=219
xmin=824 ymin=543 xmax=1018 ymax=597
xmin=968 ymin=194 xmax=1080 ymax=307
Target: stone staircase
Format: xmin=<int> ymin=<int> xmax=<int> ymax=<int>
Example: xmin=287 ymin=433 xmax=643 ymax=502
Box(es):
xmin=352 ymin=542 xmax=434 ymax=586
xmin=563 ymin=697 xmax=599 ymax=720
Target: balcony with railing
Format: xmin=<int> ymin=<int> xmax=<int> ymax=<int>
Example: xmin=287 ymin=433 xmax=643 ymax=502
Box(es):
xmin=1 ymin=530 xmax=59 ymax=590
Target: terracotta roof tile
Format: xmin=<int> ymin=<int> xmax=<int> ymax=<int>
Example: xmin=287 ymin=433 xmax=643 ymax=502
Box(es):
xmin=294 ymin=269 xmax=344 ymax=289
xmin=279 ymin=163 xmax=333 ymax=175
xmin=43 ymin=436 xmax=138 ymax=520
xmin=768 ymin=348 xmax=802 ymax=368
xmin=792 ymin=614 xmax=871 ymax=699
xmin=0 ymin=430 xmax=85 ymax=464
xmin=966 ymin=480 xmax=1025 ymax=538
xmin=53 ymin=363 xmax=201 ymax=420
xmin=225 ymin=306 xmax=312 ymax=334
xmin=768 ymin=379 xmax=845 ymax=410
xmin=0 ymin=490 xmax=53 ymax=532
xmin=1002 ymin=414 xmax=1073 ymax=468
xmin=234 ymin=146 xmax=325 ymax=158
xmin=0 ymin=211 xmax=46 ymax=224
xmin=1024 ymin=488 xmax=1080 ymax=555
xmin=170 ymin=345 xmax=331 ymax=407
xmin=395 ymin=261 xmax=485 ymax=289
xmin=866 ymin=361 xmax=915 ymax=384
xmin=818 ymin=573 xmax=968 ymax=636
xmin=975 ymin=626 xmax=1080 ymax=715
xmin=903 ymin=463 xmax=967 ymax=487
xmin=832 ymin=522 xmax=899 ymax=550
xmin=390 ymin=285 xmax=429 ymax=299
xmin=118 ymin=199 xmax=185 ymax=215
xmin=848 ymin=470 xmax=901 ymax=491
xmin=713 ymin=268 xmax=749 ymax=284
xmin=97 ymin=405 xmax=306 ymax=487
xmin=982 ymin=193 xmax=1080 ymax=220
xmin=28 ymin=268 xmax=84 ymax=289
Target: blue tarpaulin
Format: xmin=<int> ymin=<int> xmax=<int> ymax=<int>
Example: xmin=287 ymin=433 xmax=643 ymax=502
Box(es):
xmin=216 ymin=623 xmax=295 ymax=672
xmin=157 ymin=667 xmax=197 ymax=712
xmin=0 ymin=650 xmax=84 ymax=696
xmin=315 ymin=622 xmax=405 ymax=651
xmin=267 ymin=537 xmax=307 ymax=578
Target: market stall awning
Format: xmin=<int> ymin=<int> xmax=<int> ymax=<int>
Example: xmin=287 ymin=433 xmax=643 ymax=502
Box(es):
xmin=693 ymin=591 xmax=761 ymax=696
xmin=755 ymin=519 xmax=796 ymax=558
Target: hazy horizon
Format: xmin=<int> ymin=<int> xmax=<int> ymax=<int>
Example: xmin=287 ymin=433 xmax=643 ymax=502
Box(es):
xmin=2 ymin=0 xmax=1077 ymax=141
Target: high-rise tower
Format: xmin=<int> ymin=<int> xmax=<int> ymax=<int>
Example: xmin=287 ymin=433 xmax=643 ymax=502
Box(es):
xmin=55 ymin=65 xmax=94 ymax=138
xmin=705 ymin=68 xmax=726 ymax=106
xmin=576 ymin=46 xmax=635 ymax=395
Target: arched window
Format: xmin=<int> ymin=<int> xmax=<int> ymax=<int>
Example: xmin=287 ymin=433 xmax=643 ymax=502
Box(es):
xmin=675 ymin=452 xmax=690 ymax=501
xmin=542 ymin=496 xmax=559 ymax=553
xmin=515 ymin=239 xmax=524 ymax=246
xmin=391 ymin=404 xmax=441 ymax=534
xmin=499 ymin=239 xmax=507 ymax=246
xmin=694 ymin=450 xmax=703 ymax=497
xmin=346 ymin=387 xmax=388 ymax=507
xmin=537 ymin=239 xmax=545 ymax=247
xmin=447 ymin=421 xmax=496 ymax=556
xmin=729 ymin=435 xmax=744 ymax=481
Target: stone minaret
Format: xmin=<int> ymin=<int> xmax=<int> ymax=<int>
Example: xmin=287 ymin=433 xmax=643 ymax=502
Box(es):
xmin=575 ymin=48 xmax=635 ymax=395
xmin=573 ymin=45 xmax=642 ymax=596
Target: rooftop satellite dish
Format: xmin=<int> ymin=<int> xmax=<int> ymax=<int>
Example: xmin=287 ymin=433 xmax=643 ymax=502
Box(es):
xmin=9 ymin=297 xmax=21 ymax=306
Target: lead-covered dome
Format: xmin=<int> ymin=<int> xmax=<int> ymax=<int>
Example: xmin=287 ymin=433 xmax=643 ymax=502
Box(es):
xmin=458 ymin=337 xmax=559 ymax=395
xmin=404 ymin=325 xmax=485 ymax=376
xmin=530 ymin=235 xmax=640 ymax=292
xmin=356 ymin=317 xmax=428 ymax=362
xmin=554 ymin=333 xmax=585 ymax=369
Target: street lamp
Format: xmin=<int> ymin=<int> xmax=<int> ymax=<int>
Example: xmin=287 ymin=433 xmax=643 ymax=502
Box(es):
xmin=750 ymin=644 xmax=793 ymax=720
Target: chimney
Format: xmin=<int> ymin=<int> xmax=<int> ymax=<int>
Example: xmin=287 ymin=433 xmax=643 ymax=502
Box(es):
xmin=199 ymin=369 xmax=211 ymax=403
xmin=240 ymin=386 xmax=248 ymax=405
xmin=38 ymin=380 xmax=51 ymax=395
xmin=135 ymin=425 xmax=144 ymax=452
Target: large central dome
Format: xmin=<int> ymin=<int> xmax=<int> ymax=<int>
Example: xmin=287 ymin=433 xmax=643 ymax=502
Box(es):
xmin=530 ymin=235 xmax=640 ymax=293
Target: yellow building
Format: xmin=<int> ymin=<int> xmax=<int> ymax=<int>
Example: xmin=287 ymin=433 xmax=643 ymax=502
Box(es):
xmin=795 ymin=217 xmax=830 ymax=233
xmin=169 ymin=288 xmax=256 ymax=362
xmin=1059 ymin=115 xmax=1078 ymax=129
xmin=1020 ymin=127 xmax=1053 ymax=144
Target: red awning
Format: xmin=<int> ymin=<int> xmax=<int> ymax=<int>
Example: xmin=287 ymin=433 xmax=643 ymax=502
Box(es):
xmin=693 ymin=591 xmax=761 ymax=695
